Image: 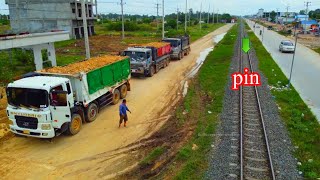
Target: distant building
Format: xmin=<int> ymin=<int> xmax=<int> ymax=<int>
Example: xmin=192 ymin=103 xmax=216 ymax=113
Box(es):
xmin=295 ymin=15 xmax=309 ymax=22
xmin=5 ymin=0 xmax=97 ymax=39
xmin=257 ymin=9 xmax=264 ymax=18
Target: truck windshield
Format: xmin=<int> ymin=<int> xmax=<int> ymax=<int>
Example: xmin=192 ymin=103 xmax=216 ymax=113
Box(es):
xmin=163 ymin=40 xmax=179 ymax=47
xmin=7 ymin=88 xmax=48 ymax=109
xmin=124 ymin=51 xmax=146 ymax=62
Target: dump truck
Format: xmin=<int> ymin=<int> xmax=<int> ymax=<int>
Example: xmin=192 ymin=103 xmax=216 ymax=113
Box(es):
xmin=123 ymin=42 xmax=171 ymax=77
xmin=6 ymin=55 xmax=131 ymax=138
xmin=162 ymin=35 xmax=191 ymax=60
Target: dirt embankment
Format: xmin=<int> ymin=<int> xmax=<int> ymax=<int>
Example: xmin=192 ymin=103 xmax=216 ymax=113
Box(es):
xmin=56 ymin=35 xmax=160 ymax=56
xmin=0 ymin=87 xmax=10 ymax=140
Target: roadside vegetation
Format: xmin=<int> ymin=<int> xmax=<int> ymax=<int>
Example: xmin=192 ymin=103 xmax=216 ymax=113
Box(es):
xmin=246 ymin=23 xmax=320 ymax=179
xmin=172 ymin=24 xmax=237 ymax=179
xmin=130 ymin=24 xmax=238 ymax=179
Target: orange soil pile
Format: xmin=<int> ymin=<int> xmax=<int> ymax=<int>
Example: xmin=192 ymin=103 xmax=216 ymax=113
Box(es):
xmin=0 ymin=87 xmax=10 ymax=139
xmin=129 ymin=42 xmax=170 ymax=48
xmin=40 ymin=55 xmax=127 ymax=75
xmin=143 ymin=42 xmax=170 ymax=48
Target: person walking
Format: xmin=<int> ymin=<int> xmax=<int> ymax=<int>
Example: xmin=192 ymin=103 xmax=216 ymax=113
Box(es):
xmin=119 ymin=99 xmax=131 ymax=128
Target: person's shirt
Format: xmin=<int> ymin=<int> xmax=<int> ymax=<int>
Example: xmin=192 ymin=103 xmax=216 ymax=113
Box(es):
xmin=119 ymin=103 xmax=129 ymax=116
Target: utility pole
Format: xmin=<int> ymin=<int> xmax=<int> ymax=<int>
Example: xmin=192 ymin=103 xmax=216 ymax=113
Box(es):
xmin=286 ymin=5 xmax=289 ymax=26
xmin=199 ymin=2 xmax=202 ymax=31
xmin=120 ymin=0 xmax=125 ymax=39
xmin=217 ymin=9 xmax=219 ymax=23
xmin=212 ymin=8 xmax=215 ymax=24
xmin=177 ymin=7 xmax=179 ymax=30
xmin=95 ymin=0 xmax=98 ymax=19
xmin=288 ymin=24 xmax=298 ymax=88
xmin=276 ymin=8 xmax=279 ymax=23
xmin=162 ymin=0 xmax=165 ymax=39
xmin=207 ymin=5 xmax=210 ymax=24
xmin=185 ymin=0 xmax=187 ymax=33
xmin=156 ymin=2 xmax=160 ymax=30
xmin=304 ymin=1 xmax=311 ymax=32
xmin=81 ymin=0 xmax=90 ymax=59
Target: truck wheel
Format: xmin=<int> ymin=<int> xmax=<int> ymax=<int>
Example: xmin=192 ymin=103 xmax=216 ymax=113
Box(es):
xmin=85 ymin=103 xmax=99 ymax=123
xmin=112 ymin=89 xmax=121 ymax=105
xmin=120 ymin=84 xmax=128 ymax=99
xmin=181 ymin=52 xmax=185 ymax=58
xmin=66 ymin=114 xmax=82 ymax=135
xmin=148 ymin=66 xmax=155 ymax=77
xmin=178 ymin=53 xmax=182 ymax=60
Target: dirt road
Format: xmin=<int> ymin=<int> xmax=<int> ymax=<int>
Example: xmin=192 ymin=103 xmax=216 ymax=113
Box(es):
xmin=0 ymin=24 xmax=233 ymax=179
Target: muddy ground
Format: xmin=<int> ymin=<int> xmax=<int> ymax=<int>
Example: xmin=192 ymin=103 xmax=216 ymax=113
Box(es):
xmin=0 ymin=24 xmax=233 ymax=179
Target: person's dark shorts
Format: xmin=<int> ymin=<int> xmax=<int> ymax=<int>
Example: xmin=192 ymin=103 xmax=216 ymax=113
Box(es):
xmin=119 ymin=114 xmax=128 ymax=124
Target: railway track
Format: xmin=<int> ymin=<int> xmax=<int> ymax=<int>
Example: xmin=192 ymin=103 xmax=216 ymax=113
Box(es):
xmin=239 ymin=21 xmax=276 ymax=180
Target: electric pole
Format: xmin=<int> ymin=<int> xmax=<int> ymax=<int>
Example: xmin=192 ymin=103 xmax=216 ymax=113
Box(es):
xmin=120 ymin=0 xmax=125 ymax=39
xmin=199 ymin=2 xmax=202 ymax=31
xmin=156 ymin=2 xmax=160 ymax=30
xmin=185 ymin=0 xmax=187 ymax=33
xmin=177 ymin=7 xmax=179 ymax=30
xmin=95 ymin=0 xmax=98 ymax=19
xmin=207 ymin=5 xmax=210 ymax=24
xmin=212 ymin=8 xmax=215 ymax=24
xmin=81 ymin=0 xmax=90 ymax=59
xmin=286 ymin=5 xmax=289 ymax=25
xmin=305 ymin=1 xmax=311 ymax=18
xmin=162 ymin=0 xmax=165 ymax=39
xmin=217 ymin=9 xmax=219 ymax=23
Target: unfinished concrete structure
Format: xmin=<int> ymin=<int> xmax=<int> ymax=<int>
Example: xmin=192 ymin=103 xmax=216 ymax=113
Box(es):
xmin=5 ymin=0 xmax=97 ymax=39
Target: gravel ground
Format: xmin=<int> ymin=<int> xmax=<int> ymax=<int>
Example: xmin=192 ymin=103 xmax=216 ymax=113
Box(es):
xmin=205 ymin=24 xmax=302 ymax=179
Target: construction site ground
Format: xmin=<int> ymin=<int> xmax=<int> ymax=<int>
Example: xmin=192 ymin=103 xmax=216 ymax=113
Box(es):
xmin=0 ymin=24 xmax=233 ymax=179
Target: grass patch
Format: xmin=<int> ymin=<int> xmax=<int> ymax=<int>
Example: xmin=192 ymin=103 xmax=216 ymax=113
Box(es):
xmin=140 ymin=147 xmax=166 ymax=166
xmin=168 ymin=24 xmax=238 ymax=179
xmin=0 ymin=25 xmax=10 ymax=34
xmin=246 ymin=23 xmax=320 ymax=179
xmin=313 ymin=47 xmax=320 ymax=55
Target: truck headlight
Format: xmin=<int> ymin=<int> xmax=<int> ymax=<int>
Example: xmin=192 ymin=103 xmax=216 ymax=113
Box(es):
xmin=41 ymin=124 xmax=51 ymax=130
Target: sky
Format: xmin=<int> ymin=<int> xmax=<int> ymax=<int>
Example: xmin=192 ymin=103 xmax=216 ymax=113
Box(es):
xmin=0 ymin=0 xmax=318 ymax=16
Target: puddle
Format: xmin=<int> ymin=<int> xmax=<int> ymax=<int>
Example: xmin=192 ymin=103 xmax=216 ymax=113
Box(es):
xmin=182 ymin=32 xmax=228 ymax=96
xmin=213 ymin=32 xmax=227 ymax=45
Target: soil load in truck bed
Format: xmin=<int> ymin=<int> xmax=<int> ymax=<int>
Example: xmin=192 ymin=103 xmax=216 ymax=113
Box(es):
xmin=40 ymin=55 xmax=127 ymax=75
xmin=143 ymin=42 xmax=171 ymax=57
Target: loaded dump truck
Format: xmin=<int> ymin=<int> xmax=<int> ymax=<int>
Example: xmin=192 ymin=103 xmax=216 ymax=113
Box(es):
xmin=162 ymin=35 xmax=191 ymax=60
xmin=123 ymin=42 xmax=171 ymax=77
xmin=6 ymin=55 xmax=131 ymax=138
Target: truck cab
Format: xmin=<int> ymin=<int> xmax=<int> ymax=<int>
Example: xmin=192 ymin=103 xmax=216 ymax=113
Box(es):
xmin=7 ymin=76 xmax=75 ymax=138
xmin=163 ymin=36 xmax=191 ymax=60
xmin=124 ymin=47 xmax=153 ymax=76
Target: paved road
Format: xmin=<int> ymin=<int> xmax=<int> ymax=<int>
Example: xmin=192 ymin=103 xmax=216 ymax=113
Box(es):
xmin=246 ymin=20 xmax=320 ymax=122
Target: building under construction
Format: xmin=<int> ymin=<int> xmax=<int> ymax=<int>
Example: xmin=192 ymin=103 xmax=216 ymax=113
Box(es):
xmin=5 ymin=0 xmax=97 ymax=39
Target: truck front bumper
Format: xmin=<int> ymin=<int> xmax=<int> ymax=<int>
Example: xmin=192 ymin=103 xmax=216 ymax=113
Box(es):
xmin=9 ymin=124 xmax=55 ymax=138
xmin=131 ymin=68 xmax=145 ymax=75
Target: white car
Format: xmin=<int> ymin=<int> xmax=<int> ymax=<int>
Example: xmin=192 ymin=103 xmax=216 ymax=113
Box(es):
xmin=279 ymin=40 xmax=295 ymax=53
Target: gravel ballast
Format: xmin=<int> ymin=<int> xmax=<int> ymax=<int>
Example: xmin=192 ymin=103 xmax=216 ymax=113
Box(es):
xmin=205 ymin=24 xmax=301 ymax=180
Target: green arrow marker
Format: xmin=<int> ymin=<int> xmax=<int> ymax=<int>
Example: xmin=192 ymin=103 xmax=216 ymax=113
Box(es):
xmin=242 ymin=38 xmax=250 ymax=53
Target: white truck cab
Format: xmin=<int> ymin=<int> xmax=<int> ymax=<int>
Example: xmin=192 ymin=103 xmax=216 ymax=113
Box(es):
xmin=7 ymin=76 xmax=74 ymax=138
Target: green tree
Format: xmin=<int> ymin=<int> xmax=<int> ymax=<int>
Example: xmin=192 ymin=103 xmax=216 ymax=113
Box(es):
xmin=270 ymin=11 xmax=277 ymax=22
xmin=299 ymin=10 xmax=306 ymax=15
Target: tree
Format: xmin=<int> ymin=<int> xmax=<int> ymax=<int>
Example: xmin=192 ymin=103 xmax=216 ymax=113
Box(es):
xmin=299 ymin=10 xmax=306 ymax=15
xmin=270 ymin=11 xmax=277 ymax=22
xmin=309 ymin=9 xmax=320 ymax=19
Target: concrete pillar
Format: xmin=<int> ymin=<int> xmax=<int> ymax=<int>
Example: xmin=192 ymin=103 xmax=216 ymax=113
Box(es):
xmin=32 ymin=45 xmax=43 ymax=70
xmin=48 ymin=43 xmax=57 ymax=67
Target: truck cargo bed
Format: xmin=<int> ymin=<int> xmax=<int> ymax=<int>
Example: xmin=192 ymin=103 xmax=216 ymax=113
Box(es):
xmin=40 ymin=55 xmax=127 ymax=75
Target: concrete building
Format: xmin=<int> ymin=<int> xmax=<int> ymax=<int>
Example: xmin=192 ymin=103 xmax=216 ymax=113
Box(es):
xmin=5 ymin=0 xmax=97 ymax=39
